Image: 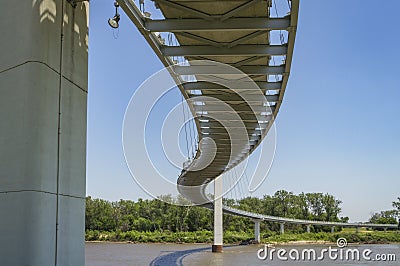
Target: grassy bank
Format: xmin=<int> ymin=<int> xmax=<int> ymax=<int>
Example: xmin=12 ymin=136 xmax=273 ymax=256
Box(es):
xmin=86 ymin=229 xmax=400 ymax=244
xmin=86 ymin=229 xmax=253 ymax=243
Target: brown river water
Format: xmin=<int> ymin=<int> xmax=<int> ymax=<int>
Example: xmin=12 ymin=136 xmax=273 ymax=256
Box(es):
xmin=86 ymin=242 xmax=399 ymax=265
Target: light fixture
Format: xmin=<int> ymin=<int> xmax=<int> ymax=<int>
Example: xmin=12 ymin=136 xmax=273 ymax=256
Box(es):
xmin=108 ymin=1 xmax=120 ymax=29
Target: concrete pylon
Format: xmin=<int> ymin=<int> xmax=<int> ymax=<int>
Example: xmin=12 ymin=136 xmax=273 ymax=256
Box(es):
xmin=212 ymin=176 xmax=223 ymax=252
xmin=280 ymin=222 xmax=285 ymax=234
xmin=0 ymin=1 xmax=88 ymax=265
xmin=306 ymin=224 xmax=311 ymax=233
xmin=253 ymin=219 xmax=261 ymax=243
xmin=331 ymin=226 xmax=335 ymax=234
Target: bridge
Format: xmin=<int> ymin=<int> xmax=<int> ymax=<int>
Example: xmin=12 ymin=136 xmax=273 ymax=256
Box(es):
xmin=0 ymin=1 xmax=397 ymax=265
xmin=117 ymin=0 xmax=398 ymax=253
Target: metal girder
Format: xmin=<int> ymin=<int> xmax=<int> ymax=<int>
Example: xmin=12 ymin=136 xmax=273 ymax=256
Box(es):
xmin=162 ymin=44 xmax=287 ymax=56
xmin=213 ymin=150 xmax=250 ymax=155
xmin=198 ymin=94 xmax=278 ymax=102
xmin=201 ymin=128 xmax=262 ymax=134
xmin=195 ymin=92 xmax=279 ymax=102
xmin=201 ymin=100 xmax=276 ymax=105
xmin=198 ymin=114 xmax=272 ymax=122
xmin=203 ymin=133 xmax=262 ymax=139
xmin=173 ymin=65 xmax=285 ymax=75
xmin=197 ymin=110 xmax=272 ymax=116
xmin=190 ymin=87 xmax=277 ymax=97
xmin=202 ymin=141 xmax=257 ymax=146
xmin=212 ymin=156 xmax=248 ymax=160
xmin=204 ymin=135 xmax=260 ymax=141
xmin=183 ymin=81 xmax=282 ymax=90
xmin=202 ymin=143 xmax=253 ymax=149
xmin=240 ymin=65 xmax=285 ymax=75
xmin=145 ymin=17 xmax=290 ymax=32
xmin=200 ymin=121 xmax=268 ymax=129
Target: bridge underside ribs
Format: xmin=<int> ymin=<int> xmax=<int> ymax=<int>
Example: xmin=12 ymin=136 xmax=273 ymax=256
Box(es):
xmin=118 ymin=0 xmax=300 ymax=247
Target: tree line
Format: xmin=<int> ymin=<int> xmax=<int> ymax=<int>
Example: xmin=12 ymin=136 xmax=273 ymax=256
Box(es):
xmin=369 ymin=197 xmax=400 ymax=225
xmin=86 ymin=190 xmax=350 ymax=233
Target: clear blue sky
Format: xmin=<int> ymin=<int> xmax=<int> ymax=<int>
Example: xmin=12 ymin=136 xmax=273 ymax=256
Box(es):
xmin=87 ymin=0 xmax=400 ymax=222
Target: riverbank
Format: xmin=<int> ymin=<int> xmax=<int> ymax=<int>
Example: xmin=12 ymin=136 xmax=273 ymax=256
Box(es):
xmin=86 ymin=230 xmax=400 ymax=245
xmin=86 ymin=229 xmax=252 ymax=243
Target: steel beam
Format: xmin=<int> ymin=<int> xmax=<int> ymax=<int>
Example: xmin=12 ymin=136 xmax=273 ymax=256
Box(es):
xmin=173 ymin=65 xmax=285 ymax=75
xmin=239 ymin=65 xmax=285 ymax=75
xmin=201 ymin=128 xmax=262 ymax=134
xmin=183 ymin=81 xmax=282 ymax=90
xmin=197 ymin=94 xmax=278 ymax=102
xmin=201 ymin=139 xmax=258 ymax=144
xmin=145 ymin=17 xmax=290 ymax=32
xmin=200 ymin=121 xmax=268 ymax=129
xmin=162 ymin=44 xmax=287 ymax=56
xmin=195 ymin=105 xmax=271 ymax=112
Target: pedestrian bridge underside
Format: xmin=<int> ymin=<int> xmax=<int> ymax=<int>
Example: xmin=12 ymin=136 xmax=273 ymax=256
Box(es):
xmin=118 ymin=0 xmax=398 ymax=231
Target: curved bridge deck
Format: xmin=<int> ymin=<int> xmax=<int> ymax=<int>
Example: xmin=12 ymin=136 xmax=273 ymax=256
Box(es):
xmin=118 ymin=0 xmax=299 ymax=204
xmin=118 ymin=0 xmax=397 ymax=233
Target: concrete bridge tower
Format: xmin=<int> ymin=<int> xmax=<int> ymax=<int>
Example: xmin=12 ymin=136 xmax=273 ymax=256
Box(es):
xmin=0 ymin=1 xmax=88 ymax=265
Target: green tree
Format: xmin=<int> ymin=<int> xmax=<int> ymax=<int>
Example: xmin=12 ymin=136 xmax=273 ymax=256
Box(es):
xmin=369 ymin=210 xmax=397 ymax=224
xmin=85 ymin=197 xmax=116 ymax=231
xmin=392 ymin=197 xmax=400 ymax=218
xmin=306 ymin=193 xmax=324 ymax=220
xmin=322 ymin=194 xmax=342 ymax=222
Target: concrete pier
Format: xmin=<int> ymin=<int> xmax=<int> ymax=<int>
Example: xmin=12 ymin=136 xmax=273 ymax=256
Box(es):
xmin=331 ymin=226 xmax=335 ymax=234
xmin=280 ymin=222 xmax=285 ymax=234
xmin=212 ymin=176 xmax=223 ymax=252
xmin=0 ymin=1 xmax=88 ymax=265
xmin=306 ymin=224 xmax=311 ymax=233
xmin=254 ymin=219 xmax=261 ymax=243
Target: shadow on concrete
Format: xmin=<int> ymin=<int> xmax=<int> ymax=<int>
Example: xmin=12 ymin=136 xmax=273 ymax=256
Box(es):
xmin=150 ymin=245 xmax=238 ymax=266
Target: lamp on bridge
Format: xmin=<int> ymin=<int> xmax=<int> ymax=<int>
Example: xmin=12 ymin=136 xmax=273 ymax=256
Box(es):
xmin=108 ymin=1 xmax=120 ymax=29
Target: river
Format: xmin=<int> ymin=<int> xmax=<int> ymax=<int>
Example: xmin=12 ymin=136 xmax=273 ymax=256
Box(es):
xmin=86 ymin=242 xmax=399 ymax=265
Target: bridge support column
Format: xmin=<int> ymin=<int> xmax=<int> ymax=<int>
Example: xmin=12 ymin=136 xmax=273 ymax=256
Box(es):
xmin=384 ymin=227 xmax=387 ymax=232
xmin=331 ymin=226 xmax=335 ymax=234
xmin=306 ymin=224 xmax=311 ymax=233
xmin=356 ymin=227 xmax=360 ymax=233
xmin=0 ymin=1 xmax=88 ymax=265
xmin=280 ymin=222 xmax=285 ymax=234
xmin=212 ymin=176 xmax=223 ymax=252
xmin=253 ymin=219 xmax=261 ymax=244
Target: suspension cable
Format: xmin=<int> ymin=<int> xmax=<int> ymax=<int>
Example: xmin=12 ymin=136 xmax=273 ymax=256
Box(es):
xmin=181 ymin=94 xmax=190 ymax=159
xmin=187 ymin=105 xmax=196 ymax=158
